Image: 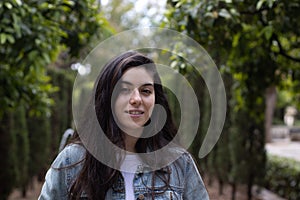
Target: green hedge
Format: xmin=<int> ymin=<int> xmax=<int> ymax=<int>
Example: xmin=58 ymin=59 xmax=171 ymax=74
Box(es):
xmin=265 ymin=155 xmax=300 ymax=200
xmin=0 ymin=110 xmax=18 ymax=200
xmin=26 ymin=114 xmax=51 ymax=182
xmin=0 ymin=68 xmax=74 ymax=200
xmin=13 ymin=105 xmax=30 ymax=197
xmin=47 ymin=68 xmax=75 ymax=159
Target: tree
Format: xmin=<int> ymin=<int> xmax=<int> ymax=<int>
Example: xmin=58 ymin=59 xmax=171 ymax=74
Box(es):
xmin=0 ymin=0 xmax=111 ymax=198
xmin=101 ymin=0 xmax=166 ymax=30
xmin=0 ymin=0 xmax=110 ymax=117
xmin=164 ymin=0 xmax=300 ymax=199
xmin=13 ymin=105 xmax=30 ymax=198
xmin=0 ymin=110 xmax=18 ymax=200
xmin=164 ymin=0 xmax=300 ymax=141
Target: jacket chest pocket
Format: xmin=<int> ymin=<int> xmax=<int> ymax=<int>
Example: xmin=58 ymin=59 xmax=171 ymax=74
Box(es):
xmin=136 ymin=189 xmax=183 ymax=200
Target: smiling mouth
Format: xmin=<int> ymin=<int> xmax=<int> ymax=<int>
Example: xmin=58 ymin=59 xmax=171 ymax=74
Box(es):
xmin=126 ymin=110 xmax=144 ymax=115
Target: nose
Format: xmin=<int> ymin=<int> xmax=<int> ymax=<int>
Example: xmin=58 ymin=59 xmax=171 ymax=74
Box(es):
xmin=129 ymin=89 xmax=141 ymax=106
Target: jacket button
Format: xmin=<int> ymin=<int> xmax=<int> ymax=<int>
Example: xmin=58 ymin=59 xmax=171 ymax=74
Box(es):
xmin=137 ymin=194 xmax=145 ymax=199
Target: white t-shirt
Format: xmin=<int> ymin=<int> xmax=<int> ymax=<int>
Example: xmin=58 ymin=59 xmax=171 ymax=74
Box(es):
xmin=120 ymin=154 xmax=142 ymax=200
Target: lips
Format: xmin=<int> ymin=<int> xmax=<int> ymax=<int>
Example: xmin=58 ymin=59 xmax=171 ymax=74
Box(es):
xmin=126 ymin=110 xmax=144 ymax=117
xmin=129 ymin=110 xmax=144 ymax=114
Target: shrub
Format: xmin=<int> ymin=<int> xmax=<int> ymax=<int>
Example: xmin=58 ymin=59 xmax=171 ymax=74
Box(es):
xmin=0 ymin=110 xmax=18 ymax=200
xmin=265 ymin=155 xmax=300 ymax=200
xmin=47 ymin=68 xmax=75 ymax=159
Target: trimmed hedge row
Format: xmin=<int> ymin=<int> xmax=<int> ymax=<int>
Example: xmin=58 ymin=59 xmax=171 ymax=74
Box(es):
xmin=0 ymin=68 xmax=74 ymax=200
xmin=47 ymin=68 xmax=75 ymax=159
xmin=170 ymin=70 xmax=266 ymax=200
xmin=265 ymin=155 xmax=300 ymax=200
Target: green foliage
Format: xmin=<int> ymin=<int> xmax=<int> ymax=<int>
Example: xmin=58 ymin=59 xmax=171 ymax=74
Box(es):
xmin=229 ymin=108 xmax=266 ymax=183
xmin=164 ymin=0 xmax=300 ymax=90
xmin=0 ymin=69 xmax=75 ymax=199
xmin=0 ymin=1 xmax=111 ymax=197
xmin=188 ymin=74 xmax=208 ymax=171
xmin=48 ymin=68 xmax=75 ymax=158
xmin=0 ymin=0 xmax=111 ymax=117
xmin=0 ymin=110 xmax=18 ymax=200
xmin=0 ymin=104 xmax=30 ymax=199
xmin=265 ymin=155 xmax=300 ymax=200
xmin=164 ymin=0 xmax=300 ymax=198
xmin=100 ymin=0 xmax=135 ymax=31
xmin=229 ymin=72 xmax=267 ymax=198
xmin=0 ymin=0 xmax=61 ymax=116
xmin=197 ymin=78 xmax=211 ymax=174
xmin=13 ymin=105 xmax=30 ymax=196
xmin=26 ymin=113 xmax=51 ymax=182
xmin=214 ymin=73 xmax=234 ymax=185
xmin=101 ymin=0 xmax=164 ymax=30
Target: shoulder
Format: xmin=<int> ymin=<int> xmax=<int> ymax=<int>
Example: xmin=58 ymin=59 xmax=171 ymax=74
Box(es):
xmin=171 ymin=147 xmax=195 ymax=165
xmin=165 ymin=147 xmax=197 ymax=173
xmin=51 ymin=143 xmax=86 ymax=168
xmin=169 ymin=148 xmax=202 ymax=179
xmin=39 ymin=144 xmax=86 ymax=199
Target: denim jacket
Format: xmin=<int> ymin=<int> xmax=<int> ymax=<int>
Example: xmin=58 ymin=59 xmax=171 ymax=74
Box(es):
xmin=38 ymin=144 xmax=209 ymax=200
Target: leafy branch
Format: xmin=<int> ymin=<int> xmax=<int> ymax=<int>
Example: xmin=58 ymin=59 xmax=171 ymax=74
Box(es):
xmin=272 ymin=34 xmax=300 ymax=63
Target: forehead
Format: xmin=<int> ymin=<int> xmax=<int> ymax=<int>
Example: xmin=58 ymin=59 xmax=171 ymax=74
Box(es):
xmin=121 ymin=67 xmax=154 ymax=85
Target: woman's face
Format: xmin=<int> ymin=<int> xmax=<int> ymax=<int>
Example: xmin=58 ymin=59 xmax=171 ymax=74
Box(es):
xmin=114 ymin=67 xmax=155 ymax=134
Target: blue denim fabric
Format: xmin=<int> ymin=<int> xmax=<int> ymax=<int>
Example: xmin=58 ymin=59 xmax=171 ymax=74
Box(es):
xmin=38 ymin=144 xmax=209 ymax=200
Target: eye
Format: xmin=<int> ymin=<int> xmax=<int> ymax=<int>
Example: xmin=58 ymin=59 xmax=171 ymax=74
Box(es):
xmin=141 ymin=88 xmax=153 ymax=96
xmin=120 ymin=87 xmax=131 ymax=94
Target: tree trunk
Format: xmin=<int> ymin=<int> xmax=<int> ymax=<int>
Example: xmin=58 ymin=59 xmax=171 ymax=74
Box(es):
xmin=265 ymin=86 xmax=277 ymax=143
xmin=247 ymin=177 xmax=253 ymax=200
xmin=218 ymin=179 xmax=224 ymax=195
xmin=22 ymin=185 xmax=27 ymax=198
xmin=231 ymin=183 xmax=236 ymax=200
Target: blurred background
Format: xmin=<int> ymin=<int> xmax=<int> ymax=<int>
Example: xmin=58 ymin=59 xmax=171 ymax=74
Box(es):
xmin=1 ymin=0 xmax=299 ymax=200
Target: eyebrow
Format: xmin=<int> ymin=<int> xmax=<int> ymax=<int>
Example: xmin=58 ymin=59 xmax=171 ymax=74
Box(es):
xmin=120 ymin=81 xmax=154 ymax=87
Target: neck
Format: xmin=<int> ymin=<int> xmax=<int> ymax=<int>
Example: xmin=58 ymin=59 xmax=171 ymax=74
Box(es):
xmin=124 ymin=130 xmax=142 ymax=153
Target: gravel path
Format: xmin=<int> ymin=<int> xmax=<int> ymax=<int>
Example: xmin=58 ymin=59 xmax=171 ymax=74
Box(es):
xmin=266 ymin=140 xmax=300 ymax=161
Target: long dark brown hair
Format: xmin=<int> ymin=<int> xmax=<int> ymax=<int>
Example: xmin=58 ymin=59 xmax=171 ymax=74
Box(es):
xmin=69 ymin=51 xmax=178 ymax=199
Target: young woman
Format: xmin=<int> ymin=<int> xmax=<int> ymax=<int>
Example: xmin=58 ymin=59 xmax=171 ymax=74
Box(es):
xmin=39 ymin=51 xmax=209 ymax=200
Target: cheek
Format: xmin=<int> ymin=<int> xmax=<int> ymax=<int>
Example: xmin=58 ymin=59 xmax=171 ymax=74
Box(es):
xmin=114 ymin=95 xmax=128 ymax=109
xmin=146 ymin=96 xmax=155 ymax=112
xmin=113 ymin=97 xmax=125 ymax=118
